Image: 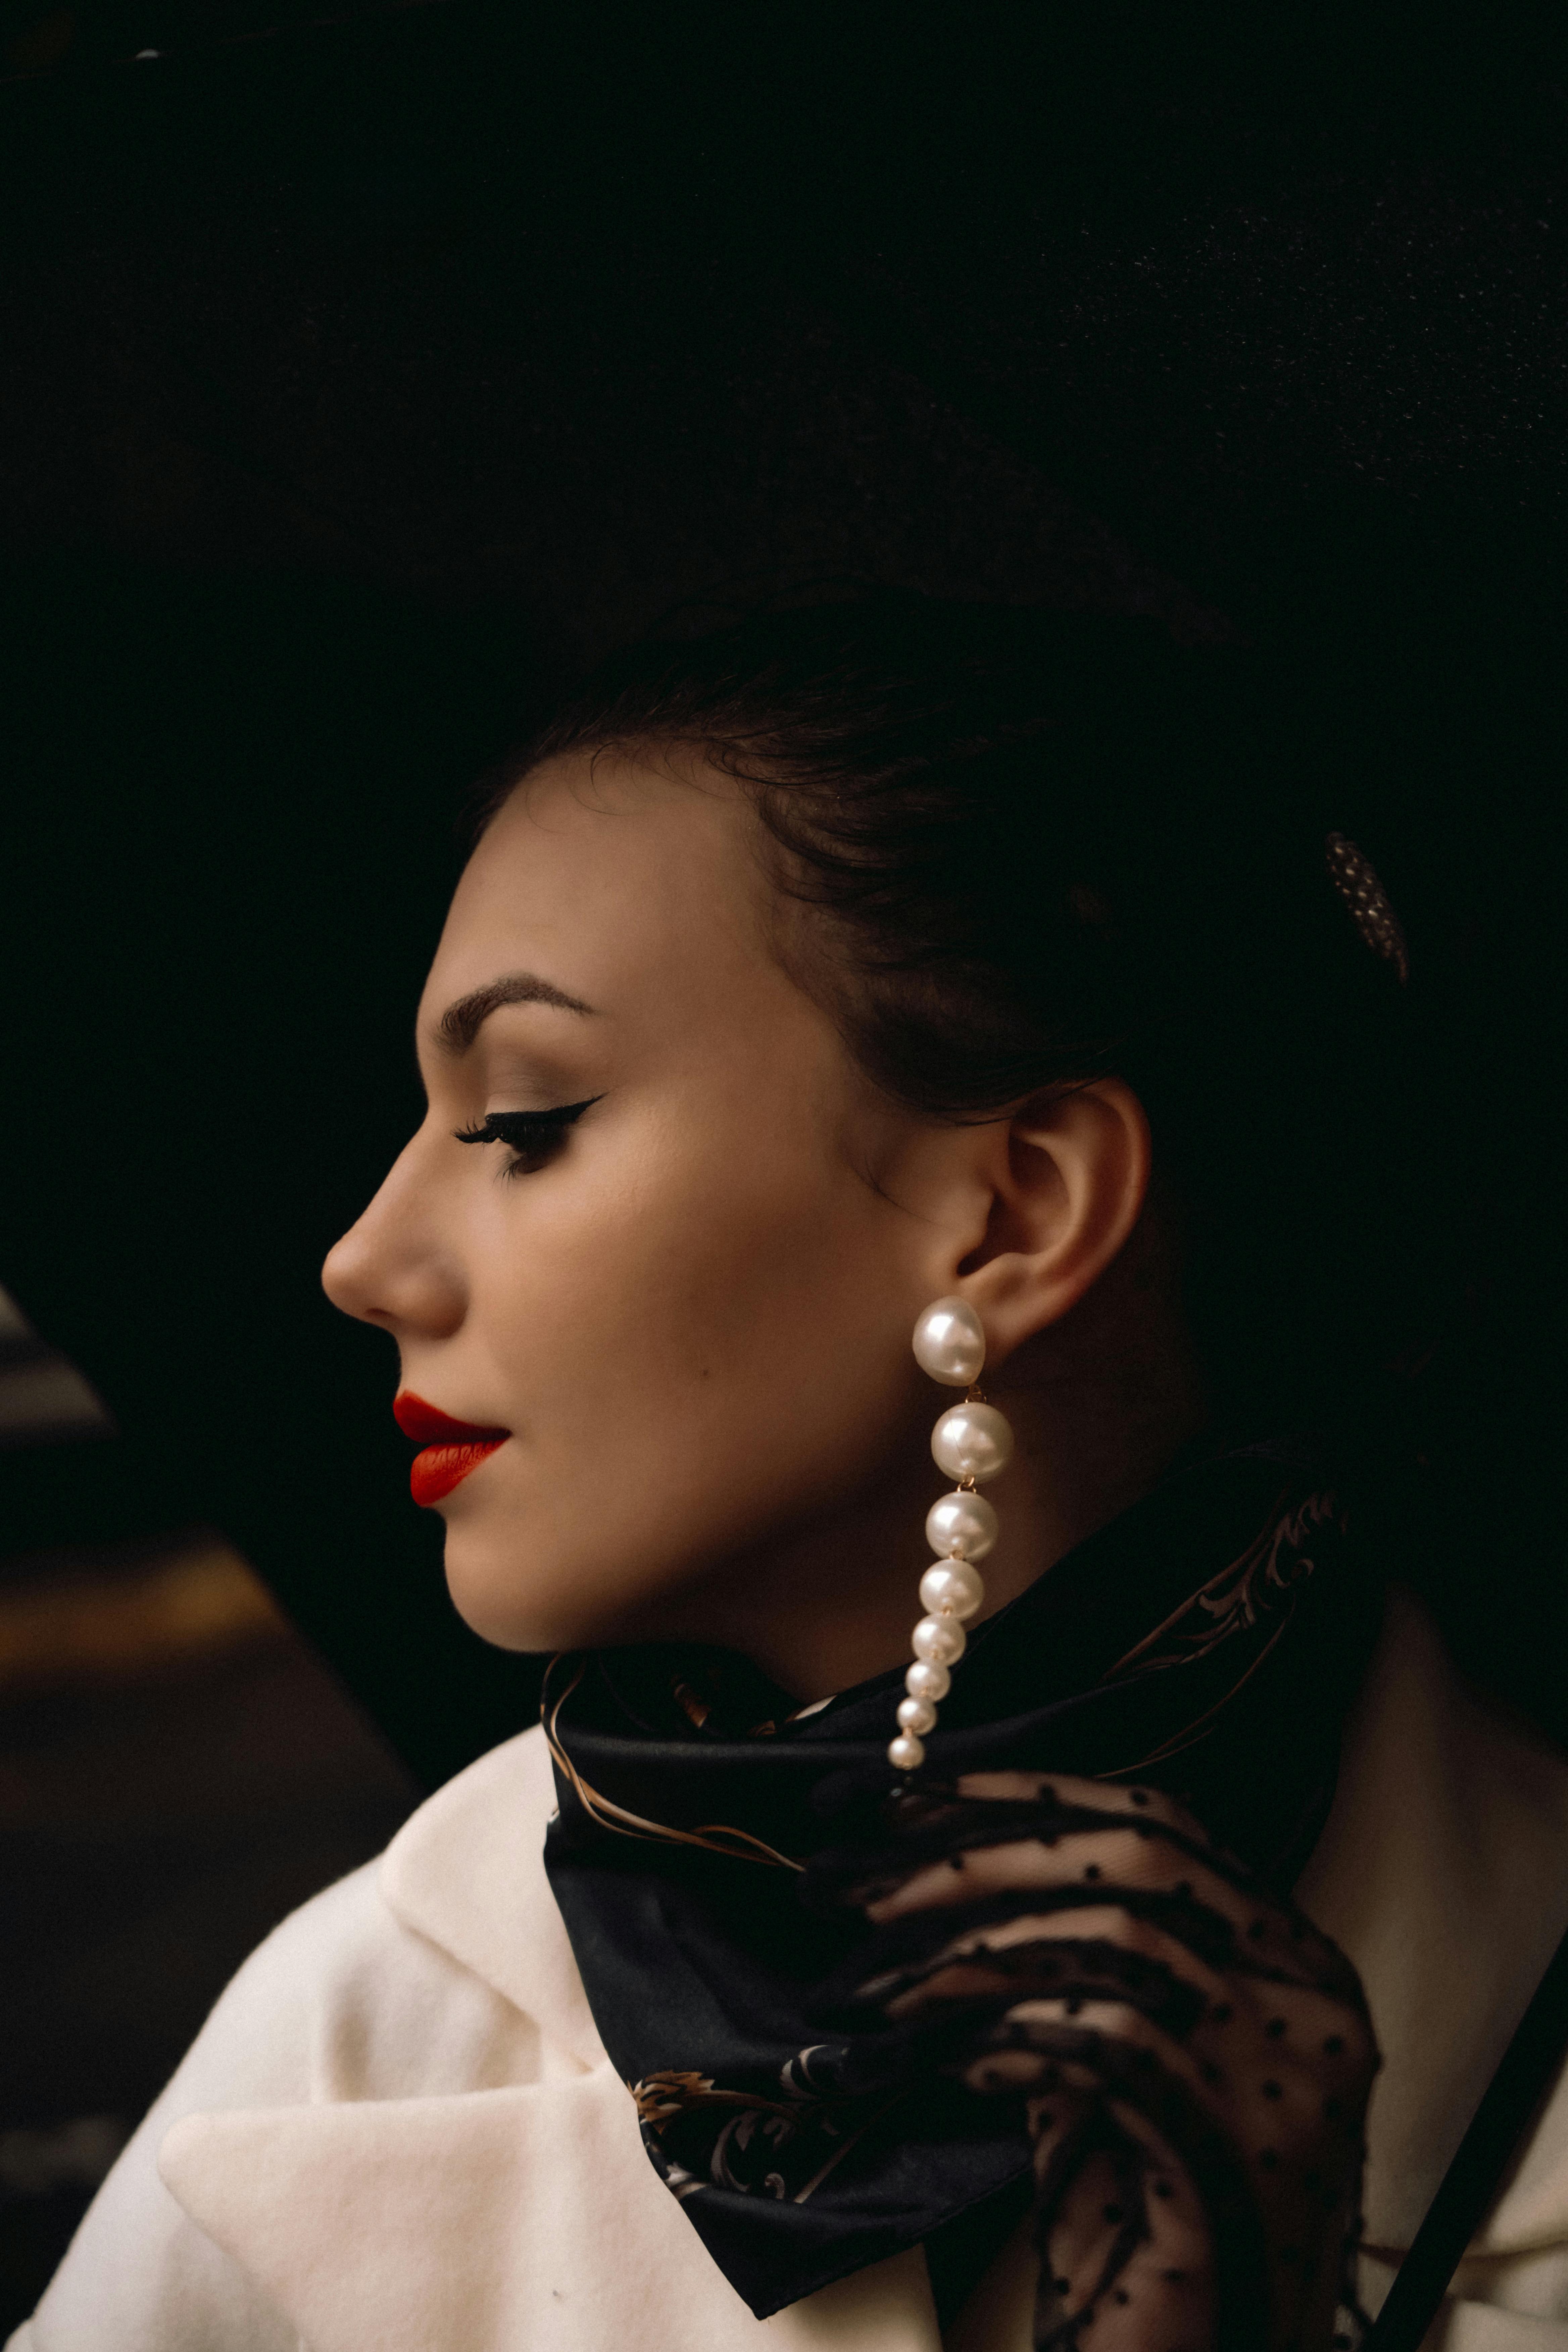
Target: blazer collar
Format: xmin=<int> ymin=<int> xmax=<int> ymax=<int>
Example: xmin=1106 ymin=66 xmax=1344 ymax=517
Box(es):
xmin=377 ymin=1722 xmax=605 ymax=2070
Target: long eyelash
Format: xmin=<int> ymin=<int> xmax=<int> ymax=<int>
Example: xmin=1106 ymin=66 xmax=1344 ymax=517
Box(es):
xmin=453 ymin=1095 xmax=603 ymax=1171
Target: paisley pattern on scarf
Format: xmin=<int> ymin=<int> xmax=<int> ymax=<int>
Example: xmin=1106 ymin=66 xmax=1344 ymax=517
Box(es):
xmin=630 ymin=2049 xmax=900 ymax=2206
xmin=542 ymin=1439 xmax=1385 ymax=2324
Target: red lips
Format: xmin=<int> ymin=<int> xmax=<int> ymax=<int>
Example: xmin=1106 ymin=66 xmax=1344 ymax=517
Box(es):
xmin=394 ymin=1392 xmax=510 ymax=1508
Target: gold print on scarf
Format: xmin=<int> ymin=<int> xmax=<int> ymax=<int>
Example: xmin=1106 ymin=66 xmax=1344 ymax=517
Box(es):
xmin=1099 ymin=1486 xmax=1345 ymax=1776
xmin=542 ymin=1658 xmax=805 ymax=1871
xmin=630 ymin=2054 xmax=896 ymax=2206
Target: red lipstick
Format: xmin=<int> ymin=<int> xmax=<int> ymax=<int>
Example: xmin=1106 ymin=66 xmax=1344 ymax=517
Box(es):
xmin=394 ymin=1392 xmax=510 ymax=1508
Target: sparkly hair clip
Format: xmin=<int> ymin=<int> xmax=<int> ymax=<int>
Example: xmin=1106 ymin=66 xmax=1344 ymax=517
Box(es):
xmin=1325 ymin=831 xmax=1409 ymax=984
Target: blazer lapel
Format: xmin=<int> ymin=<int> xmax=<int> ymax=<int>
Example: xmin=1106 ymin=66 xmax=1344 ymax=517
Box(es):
xmin=375 ymin=1724 xmax=604 ymax=2067
xmin=159 ymin=2072 xmax=938 ymax=2352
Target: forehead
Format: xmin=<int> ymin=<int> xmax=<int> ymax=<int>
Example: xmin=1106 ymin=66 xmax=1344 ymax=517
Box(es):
xmin=421 ymin=751 xmax=807 ymax=1051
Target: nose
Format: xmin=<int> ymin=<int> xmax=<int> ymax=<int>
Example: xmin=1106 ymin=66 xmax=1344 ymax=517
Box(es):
xmin=322 ymin=1128 xmax=467 ymax=1340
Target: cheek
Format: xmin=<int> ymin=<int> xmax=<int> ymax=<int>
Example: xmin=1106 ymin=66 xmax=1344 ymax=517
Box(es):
xmin=444 ymin=1118 xmax=918 ymax=1640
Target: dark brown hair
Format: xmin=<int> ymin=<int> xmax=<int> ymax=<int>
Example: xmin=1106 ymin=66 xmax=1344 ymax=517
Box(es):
xmin=483 ymin=592 xmax=1442 ymax=1439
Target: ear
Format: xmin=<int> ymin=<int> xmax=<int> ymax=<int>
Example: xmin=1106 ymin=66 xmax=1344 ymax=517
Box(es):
xmin=944 ymin=1080 xmax=1153 ymax=1368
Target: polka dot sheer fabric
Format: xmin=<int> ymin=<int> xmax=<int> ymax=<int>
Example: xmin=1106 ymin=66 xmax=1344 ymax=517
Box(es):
xmin=818 ymin=1773 xmax=1378 ymax=2352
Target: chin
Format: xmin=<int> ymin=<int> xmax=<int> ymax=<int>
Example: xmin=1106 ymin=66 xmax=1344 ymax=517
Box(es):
xmin=436 ymin=1479 xmax=752 ymax=1655
xmin=444 ymin=1559 xmax=570 ymax=1653
xmin=442 ymin=1531 xmax=630 ymax=1656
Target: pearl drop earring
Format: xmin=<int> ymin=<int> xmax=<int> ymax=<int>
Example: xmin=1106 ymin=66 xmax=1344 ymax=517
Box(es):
xmin=888 ymin=1296 xmax=1014 ymax=1774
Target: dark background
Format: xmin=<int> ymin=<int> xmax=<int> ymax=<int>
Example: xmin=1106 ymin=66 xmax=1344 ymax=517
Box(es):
xmin=1 ymin=0 xmax=1566 ymax=2005
xmin=1 ymin=0 xmax=1566 ymax=2322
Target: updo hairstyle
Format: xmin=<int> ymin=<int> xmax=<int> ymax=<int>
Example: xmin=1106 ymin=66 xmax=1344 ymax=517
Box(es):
xmin=481 ymin=593 xmax=1442 ymax=1450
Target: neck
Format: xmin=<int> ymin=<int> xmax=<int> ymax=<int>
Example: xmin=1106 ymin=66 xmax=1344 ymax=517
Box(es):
xmin=660 ymin=1259 xmax=1210 ymax=1703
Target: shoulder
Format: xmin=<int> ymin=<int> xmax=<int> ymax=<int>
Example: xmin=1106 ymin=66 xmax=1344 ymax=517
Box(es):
xmin=14 ymin=1724 xmax=589 ymax=2352
xmin=168 ymin=1719 xmax=584 ymax=2106
xmin=12 ymin=1866 xmax=409 ymax=2352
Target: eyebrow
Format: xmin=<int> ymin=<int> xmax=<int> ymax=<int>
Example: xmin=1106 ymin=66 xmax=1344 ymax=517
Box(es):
xmin=434 ymin=972 xmax=598 ymax=1055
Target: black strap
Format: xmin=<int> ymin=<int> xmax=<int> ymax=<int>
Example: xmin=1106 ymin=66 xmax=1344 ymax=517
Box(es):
xmin=1364 ymin=1920 xmax=1568 ymax=2352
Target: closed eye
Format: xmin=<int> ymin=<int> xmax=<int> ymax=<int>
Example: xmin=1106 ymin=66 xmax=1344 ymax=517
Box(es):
xmin=453 ymin=1095 xmax=603 ymax=1175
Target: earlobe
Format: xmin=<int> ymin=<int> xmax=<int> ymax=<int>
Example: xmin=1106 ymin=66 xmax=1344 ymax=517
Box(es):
xmin=958 ymin=1079 xmax=1153 ymax=1364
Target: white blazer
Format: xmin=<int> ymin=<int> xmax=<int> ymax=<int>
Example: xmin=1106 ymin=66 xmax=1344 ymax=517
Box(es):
xmin=13 ymin=1588 xmax=1568 ymax=2352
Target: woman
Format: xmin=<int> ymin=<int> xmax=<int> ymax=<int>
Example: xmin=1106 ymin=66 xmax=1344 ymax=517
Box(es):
xmin=15 ymin=597 xmax=1568 ymax=2352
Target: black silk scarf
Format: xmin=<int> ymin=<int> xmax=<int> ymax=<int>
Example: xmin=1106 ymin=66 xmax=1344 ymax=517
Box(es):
xmin=541 ymin=1439 xmax=1385 ymax=2323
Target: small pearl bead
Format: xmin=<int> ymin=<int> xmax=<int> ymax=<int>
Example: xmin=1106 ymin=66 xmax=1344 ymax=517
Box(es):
xmin=920 ymin=1560 xmax=986 ymax=1621
xmin=912 ymin=1296 xmax=987 ymax=1386
xmin=897 ymin=1694 xmax=938 ymax=1734
xmin=905 ymin=1657 xmax=951 ymax=1704
xmin=931 ymin=1400 xmax=1015 ymax=1484
xmin=912 ymin=1613 xmax=967 ymax=1666
xmin=925 ymin=1489 xmax=998 ymax=1563
xmin=888 ymin=1732 xmax=926 ymax=1772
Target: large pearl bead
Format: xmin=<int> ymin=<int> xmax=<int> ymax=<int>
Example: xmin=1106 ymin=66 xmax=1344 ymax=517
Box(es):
xmin=931 ymin=1400 xmax=1014 ymax=1484
xmin=912 ymin=1613 xmax=966 ymax=1666
xmin=920 ymin=1559 xmax=985 ymax=1621
xmin=925 ymin=1488 xmax=998 ymax=1563
xmin=888 ymin=1732 xmax=926 ymax=1772
xmin=905 ymin=1657 xmax=951 ymax=1704
xmin=912 ymin=1295 xmax=986 ymax=1386
xmin=897 ymin=1694 xmax=938 ymax=1734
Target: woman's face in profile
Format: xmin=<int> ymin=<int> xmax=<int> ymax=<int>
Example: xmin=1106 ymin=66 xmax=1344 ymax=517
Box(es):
xmin=322 ymin=753 xmax=965 ymax=1663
